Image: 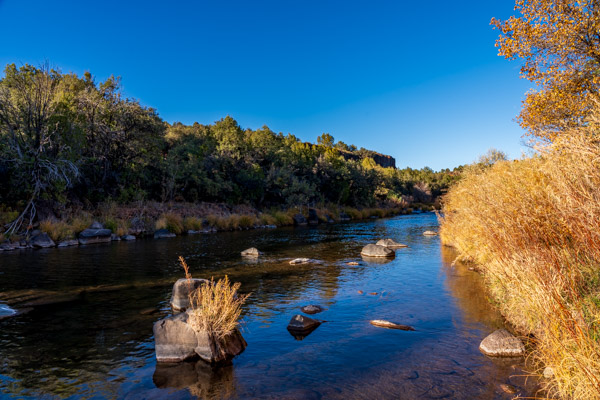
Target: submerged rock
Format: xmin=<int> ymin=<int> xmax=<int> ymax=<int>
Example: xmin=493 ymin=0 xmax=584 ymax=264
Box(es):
xmin=360 ymin=244 xmax=394 ymax=258
xmin=289 ymin=258 xmax=311 ymax=265
xmin=57 ymin=239 xmax=79 ymax=247
xmin=293 ymin=214 xmax=307 ymax=226
xmin=370 ymin=320 xmax=415 ymax=331
xmin=78 ymin=228 xmax=112 ymax=245
xmin=241 ymin=247 xmax=261 ymax=257
xmin=153 ymin=311 xmax=246 ymax=363
xmin=376 ymin=238 xmax=407 ymax=248
xmin=154 ymin=229 xmax=176 ymax=239
xmin=170 ymin=278 xmax=210 ymax=312
xmin=30 ymin=233 xmax=55 ymax=248
xmin=479 ymin=329 xmax=525 ymax=357
xmin=300 ymin=305 xmax=324 ymax=315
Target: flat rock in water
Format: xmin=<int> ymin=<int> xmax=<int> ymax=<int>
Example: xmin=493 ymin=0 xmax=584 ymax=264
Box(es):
xmin=121 ymin=235 xmax=136 ymax=241
xmin=30 ymin=233 xmax=55 ymax=248
xmin=376 ymin=238 xmax=407 ymax=248
xmin=370 ymin=320 xmax=415 ymax=331
xmin=300 ymin=305 xmax=324 ymax=315
xmin=170 ymin=278 xmax=210 ymax=312
xmin=479 ymin=329 xmax=525 ymax=357
xmin=78 ymin=228 xmax=112 ymax=245
xmin=289 ymin=258 xmax=311 ymax=265
xmin=154 ymin=229 xmax=176 ymax=239
xmin=241 ymin=247 xmax=261 ymax=257
xmin=346 ymin=261 xmax=359 ymax=266
xmin=58 ymin=239 xmax=79 ymax=247
xmin=423 ymin=230 xmax=438 ymax=236
xmin=360 ymin=244 xmax=394 ymax=258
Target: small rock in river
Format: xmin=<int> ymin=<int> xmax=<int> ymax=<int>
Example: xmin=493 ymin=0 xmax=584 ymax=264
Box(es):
xmin=347 ymin=261 xmax=359 ymax=266
xmin=289 ymin=258 xmax=311 ymax=265
xmin=479 ymin=329 xmax=525 ymax=357
xmin=241 ymin=247 xmax=261 ymax=257
xmin=360 ymin=244 xmax=395 ymax=258
xmin=423 ymin=230 xmax=438 ymax=236
xmin=376 ymin=238 xmax=408 ymax=248
xmin=499 ymin=383 xmax=517 ymax=394
xmin=369 ymin=292 xmax=378 ymax=295
xmin=357 ymin=290 xmax=364 ymax=294
xmin=300 ymin=305 xmax=323 ymax=315
xmin=370 ymin=320 xmax=415 ymax=331
xmin=287 ymin=314 xmax=321 ymax=340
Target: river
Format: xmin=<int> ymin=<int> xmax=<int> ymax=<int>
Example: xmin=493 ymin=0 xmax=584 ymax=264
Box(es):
xmin=0 ymin=213 xmax=538 ymax=399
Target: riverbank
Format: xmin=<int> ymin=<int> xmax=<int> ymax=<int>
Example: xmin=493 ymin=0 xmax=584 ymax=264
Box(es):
xmin=440 ymin=133 xmax=600 ymax=400
xmin=0 ymin=201 xmax=436 ymax=252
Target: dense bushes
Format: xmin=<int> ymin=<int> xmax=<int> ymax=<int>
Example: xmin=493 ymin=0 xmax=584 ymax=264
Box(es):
xmin=0 ymin=63 xmax=459 ymax=233
xmin=440 ymin=129 xmax=600 ymax=399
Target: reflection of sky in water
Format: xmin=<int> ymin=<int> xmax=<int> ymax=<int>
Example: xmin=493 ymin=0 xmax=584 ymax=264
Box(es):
xmin=0 ymin=303 xmax=16 ymax=316
xmin=0 ymin=213 xmax=539 ymax=399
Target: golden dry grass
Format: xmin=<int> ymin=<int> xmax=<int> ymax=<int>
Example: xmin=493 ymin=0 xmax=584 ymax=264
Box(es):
xmin=155 ymin=212 xmax=184 ymax=234
xmin=39 ymin=219 xmax=75 ymax=242
xmin=440 ymin=131 xmax=600 ymax=399
xmin=179 ymin=256 xmax=249 ymax=340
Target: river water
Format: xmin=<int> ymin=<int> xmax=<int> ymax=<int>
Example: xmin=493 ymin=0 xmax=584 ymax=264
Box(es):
xmin=0 ymin=213 xmax=538 ymax=399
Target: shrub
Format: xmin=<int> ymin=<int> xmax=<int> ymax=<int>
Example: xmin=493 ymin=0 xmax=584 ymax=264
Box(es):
xmin=237 ymin=214 xmax=257 ymax=229
xmin=156 ymin=212 xmax=184 ymax=234
xmin=179 ymin=257 xmax=249 ymax=340
xmin=440 ymin=131 xmax=600 ymax=399
xmin=39 ymin=219 xmax=74 ymax=242
xmin=183 ymin=216 xmax=203 ymax=231
xmin=259 ymin=213 xmax=277 ymax=226
xmin=270 ymin=210 xmax=293 ymax=226
xmin=69 ymin=214 xmax=92 ymax=234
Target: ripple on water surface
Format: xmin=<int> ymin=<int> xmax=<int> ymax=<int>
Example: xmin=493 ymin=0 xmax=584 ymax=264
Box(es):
xmin=0 ymin=213 xmax=540 ymax=399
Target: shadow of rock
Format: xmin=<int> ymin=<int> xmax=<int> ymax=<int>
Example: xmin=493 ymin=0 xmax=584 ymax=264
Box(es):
xmin=361 ymin=255 xmax=394 ymax=265
xmin=153 ymin=360 xmax=237 ymax=399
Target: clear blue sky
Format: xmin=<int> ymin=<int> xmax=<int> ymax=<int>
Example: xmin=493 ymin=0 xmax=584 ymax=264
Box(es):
xmin=0 ymin=0 xmax=531 ymax=170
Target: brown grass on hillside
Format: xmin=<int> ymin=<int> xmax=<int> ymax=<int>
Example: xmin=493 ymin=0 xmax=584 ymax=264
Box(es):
xmin=440 ymin=130 xmax=600 ymax=399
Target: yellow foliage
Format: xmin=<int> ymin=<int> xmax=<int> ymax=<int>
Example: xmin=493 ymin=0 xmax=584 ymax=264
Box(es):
xmin=441 ymin=130 xmax=600 ymax=399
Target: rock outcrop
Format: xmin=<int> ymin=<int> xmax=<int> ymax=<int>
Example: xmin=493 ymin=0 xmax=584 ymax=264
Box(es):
xmin=170 ymin=278 xmax=210 ymax=312
xmin=30 ymin=233 xmax=55 ymax=248
xmin=479 ymin=329 xmax=525 ymax=357
xmin=293 ymin=214 xmax=308 ymax=226
xmin=78 ymin=228 xmax=112 ymax=245
xmin=153 ymin=311 xmax=246 ymax=363
xmin=360 ymin=244 xmax=395 ymax=258
xmin=376 ymin=239 xmax=407 ymax=248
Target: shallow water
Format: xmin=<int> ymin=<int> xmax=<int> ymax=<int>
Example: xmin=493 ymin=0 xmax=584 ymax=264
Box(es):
xmin=0 ymin=213 xmax=538 ymax=399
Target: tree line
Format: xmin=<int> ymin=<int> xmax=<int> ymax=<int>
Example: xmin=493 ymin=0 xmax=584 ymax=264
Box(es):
xmin=0 ymin=63 xmax=459 ymax=231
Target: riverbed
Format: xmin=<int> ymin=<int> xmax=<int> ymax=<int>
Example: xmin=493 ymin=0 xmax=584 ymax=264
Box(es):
xmin=0 ymin=213 xmax=538 ymax=399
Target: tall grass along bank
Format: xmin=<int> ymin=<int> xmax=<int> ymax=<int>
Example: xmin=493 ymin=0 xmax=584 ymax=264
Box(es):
xmin=440 ymin=132 xmax=600 ymax=399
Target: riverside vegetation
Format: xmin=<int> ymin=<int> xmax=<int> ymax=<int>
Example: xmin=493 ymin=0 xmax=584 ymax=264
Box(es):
xmin=0 ymin=63 xmax=459 ymax=243
xmin=442 ymin=1 xmax=600 ymax=399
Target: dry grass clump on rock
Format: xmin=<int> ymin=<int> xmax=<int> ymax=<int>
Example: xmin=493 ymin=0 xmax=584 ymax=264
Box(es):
xmin=440 ymin=128 xmax=600 ymax=399
xmin=179 ymin=256 xmax=249 ymax=340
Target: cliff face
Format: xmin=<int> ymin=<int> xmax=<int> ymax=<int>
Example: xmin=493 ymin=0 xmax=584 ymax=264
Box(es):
xmin=339 ymin=150 xmax=396 ymax=169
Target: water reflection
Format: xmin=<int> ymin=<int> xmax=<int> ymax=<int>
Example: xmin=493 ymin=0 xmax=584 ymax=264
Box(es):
xmin=0 ymin=213 xmax=539 ymax=399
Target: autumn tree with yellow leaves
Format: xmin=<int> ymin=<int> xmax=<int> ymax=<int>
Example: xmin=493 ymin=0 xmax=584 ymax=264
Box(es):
xmin=492 ymin=0 xmax=600 ymax=140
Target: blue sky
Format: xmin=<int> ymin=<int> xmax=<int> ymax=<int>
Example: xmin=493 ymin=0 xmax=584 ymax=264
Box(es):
xmin=0 ymin=0 xmax=531 ymax=170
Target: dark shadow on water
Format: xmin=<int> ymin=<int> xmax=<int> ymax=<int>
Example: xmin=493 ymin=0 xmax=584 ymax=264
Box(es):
xmin=153 ymin=361 xmax=237 ymax=399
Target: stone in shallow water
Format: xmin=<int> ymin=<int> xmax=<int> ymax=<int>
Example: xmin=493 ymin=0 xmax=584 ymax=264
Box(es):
xmin=376 ymin=238 xmax=408 ymax=248
xmin=287 ymin=314 xmax=321 ymax=340
xmin=423 ymin=230 xmax=438 ymax=236
xmin=289 ymin=258 xmax=311 ymax=265
xmin=479 ymin=329 xmax=525 ymax=357
xmin=170 ymin=278 xmax=210 ymax=312
xmin=300 ymin=305 xmax=323 ymax=315
xmin=241 ymin=247 xmax=261 ymax=257
xmin=78 ymin=228 xmax=112 ymax=245
xmin=153 ymin=311 xmax=246 ymax=363
xmin=30 ymin=233 xmax=55 ymax=248
xmin=370 ymin=320 xmax=415 ymax=331
xmin=360 ymin=244 xmax=394 ymax=258
xmin=154 ymin=229 xmax=176 ymax=239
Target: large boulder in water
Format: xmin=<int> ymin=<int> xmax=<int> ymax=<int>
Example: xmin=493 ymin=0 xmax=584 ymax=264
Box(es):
xmin=293 ymin=214 xmax=307 ymax=226
xmin=479 ymin=329 xmax=525 ymax=357
xmin=30 ymin=233 xmax=55 ymax=248
xmin=360 ymin=244 xmax=395 ymax=258
xmin=171 ymin=278 xmax=210 ymax=312
xmin=153 ymin=311 xmax=246 ymax=363
xmin=376 ymin=238 xmax=407 ymax=248
xmin=78 ymin=228 xmax=112 ymax=245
